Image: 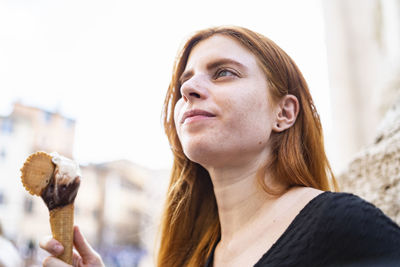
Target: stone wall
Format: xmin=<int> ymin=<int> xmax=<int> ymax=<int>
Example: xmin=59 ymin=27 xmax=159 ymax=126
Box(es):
xmin=338 ymin=98 xmax=400 ymax=224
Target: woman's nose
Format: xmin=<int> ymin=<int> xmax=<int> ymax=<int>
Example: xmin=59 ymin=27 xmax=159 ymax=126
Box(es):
xmin=180 ymin=75 xmax=209 ymax=103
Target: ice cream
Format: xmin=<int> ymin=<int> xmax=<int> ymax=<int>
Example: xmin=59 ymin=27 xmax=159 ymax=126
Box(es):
xmin=20 ymin=151 xmax=81 ymax=264
xmin=41 ymin=152 xmax=81 ymax=210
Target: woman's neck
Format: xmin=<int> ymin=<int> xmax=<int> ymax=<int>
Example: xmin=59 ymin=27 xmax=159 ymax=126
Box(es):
xmin=207 ymin=161 xmax=287 ymax=243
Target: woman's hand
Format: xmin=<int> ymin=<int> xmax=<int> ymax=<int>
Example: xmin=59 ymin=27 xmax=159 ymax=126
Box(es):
xmin=40 ymin=226 xmax=105 ymax=267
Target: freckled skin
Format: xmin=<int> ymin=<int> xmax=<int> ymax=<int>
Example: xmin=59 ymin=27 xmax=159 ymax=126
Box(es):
xmin=174 ymin=35 xmax=276 ymax=169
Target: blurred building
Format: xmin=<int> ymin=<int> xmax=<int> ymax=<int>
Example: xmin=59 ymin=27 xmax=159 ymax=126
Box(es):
xmin=0 ymin=102 xmax=78 ymax=264
xmin=79 ymin=161 xmax=169 ymax=267
xmin=78 ymin=160 xmax=148 ymax=247
xmin=0 ymin=102 xmax=75 ymax=240
xmin=0 ymin=102 xmax=76 ymax=265
xmin=0 ymin=105 xmax=32 ymax=241
xmin=9 ymin=102 xmax=76 ymax=158
xmin=0 ymin=102 xmax=169 ymax=266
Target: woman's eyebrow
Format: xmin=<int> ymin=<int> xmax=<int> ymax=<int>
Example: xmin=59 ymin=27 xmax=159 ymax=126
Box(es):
xmin=206 ymin=58 xmax=248 ymax=72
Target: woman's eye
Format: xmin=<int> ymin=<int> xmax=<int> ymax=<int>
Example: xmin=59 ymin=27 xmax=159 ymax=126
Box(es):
xmin=215 ymin=69 xmax=236 ymax=79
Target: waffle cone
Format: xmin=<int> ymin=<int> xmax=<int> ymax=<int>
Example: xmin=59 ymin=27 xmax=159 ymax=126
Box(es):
xmin=50 ymin=204 xmax=74 ymax=264
xmin=20 ymin=151 xmax=54 ymax=196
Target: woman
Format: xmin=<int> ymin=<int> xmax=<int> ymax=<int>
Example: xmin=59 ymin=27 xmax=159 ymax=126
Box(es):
xmin=41 ymin=26 xmax=400 ymax=267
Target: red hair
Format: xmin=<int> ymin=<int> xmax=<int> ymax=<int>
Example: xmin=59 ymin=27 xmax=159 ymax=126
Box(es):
xmin=158 ymin=26 xmax=338 ymax=267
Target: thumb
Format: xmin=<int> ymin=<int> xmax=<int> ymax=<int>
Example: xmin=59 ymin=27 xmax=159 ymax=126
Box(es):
xmin=73 ymin=226 xmax=99 ymax=261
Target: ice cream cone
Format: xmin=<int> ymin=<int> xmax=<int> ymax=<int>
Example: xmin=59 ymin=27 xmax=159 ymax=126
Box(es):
xmin=20 ymin=151 xmax=54 ymax=196
xmin=21 ymin=151 xmax=81 ymax=265
xmin=50 ymin=203 xmax=74 ymax=264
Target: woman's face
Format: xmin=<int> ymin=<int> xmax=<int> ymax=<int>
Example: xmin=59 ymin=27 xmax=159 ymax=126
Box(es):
xmin=174 ymin=35 xmax=276 ymax=168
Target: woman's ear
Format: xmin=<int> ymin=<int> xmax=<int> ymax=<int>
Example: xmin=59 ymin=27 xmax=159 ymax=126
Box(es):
xmin=272 ymin=94 xmax=299 ymax=132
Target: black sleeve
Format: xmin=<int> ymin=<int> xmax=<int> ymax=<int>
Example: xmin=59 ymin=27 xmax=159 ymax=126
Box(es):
xmin=316 ymin=193 xmax=400 ymax=267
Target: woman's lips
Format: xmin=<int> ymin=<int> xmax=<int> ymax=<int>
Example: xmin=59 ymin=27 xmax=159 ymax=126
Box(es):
xmin=181 ymin=109 xmax=216 ymax=124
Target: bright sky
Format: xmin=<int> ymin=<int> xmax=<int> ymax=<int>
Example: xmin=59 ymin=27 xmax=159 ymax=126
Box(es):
xmin=0 ymin=0 xmax=332 ymax=170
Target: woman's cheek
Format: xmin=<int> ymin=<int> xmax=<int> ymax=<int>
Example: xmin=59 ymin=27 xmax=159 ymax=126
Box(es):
xmin=174 ymin=99 xmax=184 ymax=128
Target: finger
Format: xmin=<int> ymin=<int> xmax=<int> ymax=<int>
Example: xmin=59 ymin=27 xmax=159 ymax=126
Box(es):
xmin=39 ymin=236 xmax=64 ymax=256
xmin=73 ymin=251 xmax=83 ymax=266
xmin=73 ymin=226 xmax=99 ymax=260
xmin=43 ymin=256 xmax=72 ymax=267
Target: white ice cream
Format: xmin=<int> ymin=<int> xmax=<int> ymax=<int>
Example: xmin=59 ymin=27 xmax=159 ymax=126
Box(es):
xmin=50 ymin=152 xmax=81 ymax=185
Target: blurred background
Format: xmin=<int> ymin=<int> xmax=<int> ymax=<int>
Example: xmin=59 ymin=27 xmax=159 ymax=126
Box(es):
xmin=1 ymin=0 xmax=400 ymax=266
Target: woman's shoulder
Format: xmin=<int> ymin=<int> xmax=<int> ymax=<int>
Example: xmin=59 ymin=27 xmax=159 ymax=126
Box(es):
xmin=255 ymin=189 xmax=400 ymax=266
xmin=307 ymin=190 xmax=400 ymax=231
xmin=317 ymin=191 xmax=397 ymax=223
xmin=310 ymin=191 xmax=400 ymax=252
xmin=301 ymin=190 xmax=400 ymax=265
xmin=284 ymin=189 xmax=400 ymax=250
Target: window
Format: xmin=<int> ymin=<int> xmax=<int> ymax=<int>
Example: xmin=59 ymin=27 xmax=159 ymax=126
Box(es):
xmin=43 ymin=111 xmax=52 ymax=124
xmin=120 ymin=177 xmax=142 ymax=192
xmin=0 ymin=148 xmax=6 ymax=161
xmin=24 ymin=197 xmax=34 ymax=213
xmin=93 ymin=208 xmax=99 ymax=219
xmin=65 ymin=118 xmax=75 ymax=128
xmin=0 ymin=191 xmax=4 ymax=204
xmin=1 ymin=119 xmax=13 ymax=134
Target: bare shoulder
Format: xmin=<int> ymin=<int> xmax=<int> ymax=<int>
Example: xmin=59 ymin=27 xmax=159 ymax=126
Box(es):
xmin=287 ymin=186 xmax=325 ymax=209
xmin=299 ymin=187 xmax=325 ymax=198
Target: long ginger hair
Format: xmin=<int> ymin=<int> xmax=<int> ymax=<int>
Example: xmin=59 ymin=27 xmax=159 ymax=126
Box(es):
xmin=158 ymin=26 xmax=338 ymax=267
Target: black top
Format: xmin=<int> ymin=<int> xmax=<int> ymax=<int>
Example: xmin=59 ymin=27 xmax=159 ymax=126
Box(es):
xmin=204 ymin=191 xmax=400 ymax=267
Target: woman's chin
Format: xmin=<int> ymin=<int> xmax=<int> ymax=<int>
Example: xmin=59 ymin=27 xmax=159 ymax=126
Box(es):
xmin=184 ymin=146 xmax=218 ymax=166
xmin=184 ymin=147 xmax=235 ymax=170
